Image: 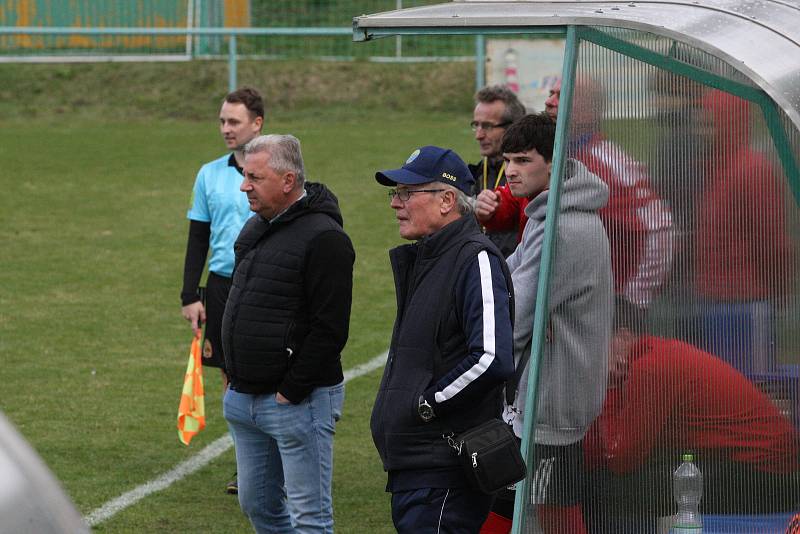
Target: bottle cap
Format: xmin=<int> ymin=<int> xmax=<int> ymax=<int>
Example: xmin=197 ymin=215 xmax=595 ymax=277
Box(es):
xmin=682 ymin=453 xmax=693 ymax=462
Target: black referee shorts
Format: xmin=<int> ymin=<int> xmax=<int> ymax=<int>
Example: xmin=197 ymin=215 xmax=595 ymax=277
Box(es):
xmin=201 ymin=272 xmax=231 ymax=369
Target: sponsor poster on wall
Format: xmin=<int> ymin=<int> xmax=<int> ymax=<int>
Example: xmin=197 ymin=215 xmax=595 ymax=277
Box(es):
xmin=486 ymin=38 xmax=565 ymax=113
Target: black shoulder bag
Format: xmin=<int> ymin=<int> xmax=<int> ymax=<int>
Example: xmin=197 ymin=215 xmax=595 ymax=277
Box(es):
xmin=445 ymin=418 xmax=526 ymax=494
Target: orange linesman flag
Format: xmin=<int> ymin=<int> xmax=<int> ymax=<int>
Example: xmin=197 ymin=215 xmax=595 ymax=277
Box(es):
xmin=177 ymin=331 xmax=205 ymax=445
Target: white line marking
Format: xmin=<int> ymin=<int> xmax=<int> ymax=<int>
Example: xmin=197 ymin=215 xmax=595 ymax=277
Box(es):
xmin=85 ymin=350 xmax=388 ymax=526
xmin=343 ymin=350 xmax=387 ymax=382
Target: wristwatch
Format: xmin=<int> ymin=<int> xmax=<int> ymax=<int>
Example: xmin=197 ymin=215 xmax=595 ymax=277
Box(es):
xmin=418 ymin=395 xmax=435 ymax=422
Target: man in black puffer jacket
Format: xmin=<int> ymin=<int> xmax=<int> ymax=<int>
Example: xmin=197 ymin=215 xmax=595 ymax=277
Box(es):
xmin=372 ymin=145 xmax=515 ymax=533
xmin=221 ymin=134 xmax=354 ymax=534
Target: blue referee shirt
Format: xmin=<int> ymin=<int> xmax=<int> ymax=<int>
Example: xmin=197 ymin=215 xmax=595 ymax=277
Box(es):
xmin=187 ymin=153 xmax=253 ymax=277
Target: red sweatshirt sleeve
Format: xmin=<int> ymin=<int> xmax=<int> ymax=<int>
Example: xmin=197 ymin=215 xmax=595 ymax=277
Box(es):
xmin=600 ymin=357 xmax=680 ymax=473
xmin=482 ymin=185 xmax=528 ymax=240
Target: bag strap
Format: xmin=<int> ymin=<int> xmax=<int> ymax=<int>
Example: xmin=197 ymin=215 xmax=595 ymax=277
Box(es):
xmin=444 ymin=433 xmax=463 ymax=454
xmin=505 ymin=344 xmax=529 ymax=406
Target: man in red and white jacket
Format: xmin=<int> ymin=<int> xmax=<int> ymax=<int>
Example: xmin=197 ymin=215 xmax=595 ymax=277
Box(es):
xmin=476 ymin=78 xmax=674 ymax=309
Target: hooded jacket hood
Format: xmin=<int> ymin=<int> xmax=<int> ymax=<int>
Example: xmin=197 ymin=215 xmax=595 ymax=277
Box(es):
xmin=525 ymin=159 xmax=610 ymax=222
xmin=272 ymin=181 xmax=345 ymax=227
xmin=702 ymin=89 xmax=750 ymax=159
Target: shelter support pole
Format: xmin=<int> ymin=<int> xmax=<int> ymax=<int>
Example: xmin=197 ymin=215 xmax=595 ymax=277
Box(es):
xmin=510 ymin=24 xmax=579 ymax=534
xmin=758 ymin=98 xmax=800 ymax=206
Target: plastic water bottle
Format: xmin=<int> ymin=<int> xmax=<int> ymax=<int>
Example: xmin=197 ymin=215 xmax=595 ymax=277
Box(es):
xmin=671 ymin=453 xmax=703 ymax=533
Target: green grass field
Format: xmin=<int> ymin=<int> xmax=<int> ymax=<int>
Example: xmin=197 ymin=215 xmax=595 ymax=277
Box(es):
xmin=0 ymin=58 xmax=480 ymax=533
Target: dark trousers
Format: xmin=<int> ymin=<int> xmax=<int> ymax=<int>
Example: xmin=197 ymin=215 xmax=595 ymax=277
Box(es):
xmin=202 ymin=272 xmax=231 ymax=369
xmin=392 ymin=487 xmax=494 ymax=534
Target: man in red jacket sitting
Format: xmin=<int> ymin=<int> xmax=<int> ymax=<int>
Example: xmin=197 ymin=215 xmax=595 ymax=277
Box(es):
xmin=583 ymin=297 xmax=800 ymax=532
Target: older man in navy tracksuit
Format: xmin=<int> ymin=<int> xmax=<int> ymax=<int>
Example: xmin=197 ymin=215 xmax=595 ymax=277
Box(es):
xmin=371 ymin=146 xmax=515 ymax=533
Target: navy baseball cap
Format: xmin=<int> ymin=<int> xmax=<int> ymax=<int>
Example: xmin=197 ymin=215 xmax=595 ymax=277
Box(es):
xmin=376 ymin=146 xmax=475 ymax=195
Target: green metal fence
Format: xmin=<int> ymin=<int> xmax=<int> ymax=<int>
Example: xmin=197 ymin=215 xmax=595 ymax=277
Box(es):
xmin=246 ymin=0 xmax=477 ymax=59
xmin=0 ymin=0 xmax=478 ymax=60
xmin=0 ymin=0 xmax=190 ymax=56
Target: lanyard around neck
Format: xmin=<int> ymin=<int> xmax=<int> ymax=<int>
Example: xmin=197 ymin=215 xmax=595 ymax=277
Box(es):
xmin=482 ymin=157 xmax=506 ymax=191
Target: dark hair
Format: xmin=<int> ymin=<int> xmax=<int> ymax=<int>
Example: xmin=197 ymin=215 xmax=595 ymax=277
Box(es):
xmin=225 ymin=87 xmax=265 ymax=119
xmin=501 ymin=113 xmax=556 ymax=161
xmin=475 ymin=85 xmax=527 ymax=124
xmin=613 ymin=296 xmax=647 ymax=334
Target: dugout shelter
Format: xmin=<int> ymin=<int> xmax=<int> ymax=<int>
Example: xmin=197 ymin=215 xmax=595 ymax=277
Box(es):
xmin=354 ymin=2 xmax=800 ymax=532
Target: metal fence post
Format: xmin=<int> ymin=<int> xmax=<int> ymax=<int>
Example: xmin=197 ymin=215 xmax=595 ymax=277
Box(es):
xmin=185 ymin=0 xmax=194 ymax=58
xmin=395 ymin=0 xmax=403 ymax=58
xmin=475 ymin=34 xmax=485 ymax=91
xmin=228 ymin=33 xmax=237 ymax=92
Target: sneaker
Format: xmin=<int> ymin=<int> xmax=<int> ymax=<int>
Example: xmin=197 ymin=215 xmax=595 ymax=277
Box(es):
xmin=226 ymin=473 xmax=238 ymax=495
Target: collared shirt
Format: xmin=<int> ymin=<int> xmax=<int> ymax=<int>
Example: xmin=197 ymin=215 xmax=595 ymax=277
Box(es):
xmin=269 ymin=188 xmax=308 ymax=224
xmin=187 ymin=153 xmax=253 ymax=277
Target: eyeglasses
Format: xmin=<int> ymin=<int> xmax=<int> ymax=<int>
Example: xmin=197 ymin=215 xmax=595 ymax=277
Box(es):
xmin=388 ymin=188 xmax=445 ymax=202
xmin=470 ymin=121 xmax=511 ymax=132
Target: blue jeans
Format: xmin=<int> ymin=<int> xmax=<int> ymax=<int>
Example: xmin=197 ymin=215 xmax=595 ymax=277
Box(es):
xmin=223 ymin=383 xmax=344 ymax=534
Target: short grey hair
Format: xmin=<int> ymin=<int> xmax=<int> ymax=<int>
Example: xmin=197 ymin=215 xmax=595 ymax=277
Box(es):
xmin=244 ymin=134 xmax=306 ymax=187
xmin=443 ymin=183 xmax=474 ymax=216
xmin=475 ymin=85 xmax=527 ymax=124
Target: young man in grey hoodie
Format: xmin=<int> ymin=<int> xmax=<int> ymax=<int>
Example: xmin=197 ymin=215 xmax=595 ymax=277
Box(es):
xmin=478 ymin=113 xmax=613 ymax=534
